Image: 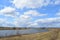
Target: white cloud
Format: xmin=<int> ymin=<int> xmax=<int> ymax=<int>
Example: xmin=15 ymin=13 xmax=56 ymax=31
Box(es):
xmin=27 ymin=23 xmax=40 ymax=28
xmin=12 ymin=0 xmax=60 ymax=9
xmin=55 ymin=0 xmax=60 ymax=5
xmin=28 ymin=17 xmax=60 ymax=27
xmin=50 ymin=0 xmax=60 ymax=5
xmin=13 ymin=10 xmax=47 ymax=27
xmin=0 ymin=7 xmax=20 ymax=17
xmin=35 ymin=17 xmax=57 ymax=23
xmin=0 ymin=16 xmax=16 ymax=27
xmin=0 ymin=7 xmax=15 ymax=13
xmin=0 ymin=7 xmax=47 ymax=27
xmin=24 ymin=10 xmax=47 ymax=17
xmin=12 ymin=0 xmax=50 ymax=9
xmin=0 ymin=8 xmax=60 ymax=27
xmin=56 ymin=11 xmax=60 ymax=16
xmin=0 ymin=6 xmax=60 ymax=27
xmin=14 ymin=14 xmax=32 ymax=27
xmin=0 ymin=7 xmax=20 ymax=27
xmin=0 ymin=18 xmax=7 ymax=23
xmin=20 ymin=15 xmax=31 ymax=20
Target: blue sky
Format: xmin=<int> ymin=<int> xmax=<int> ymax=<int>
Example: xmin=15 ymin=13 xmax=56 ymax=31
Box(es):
xmin=0 ymin=0 xmax=60 ymax=27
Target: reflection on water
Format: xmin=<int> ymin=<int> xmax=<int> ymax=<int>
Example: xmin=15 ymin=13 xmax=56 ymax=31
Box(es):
xmin=0 ymin=29 xmax=48 ymax=37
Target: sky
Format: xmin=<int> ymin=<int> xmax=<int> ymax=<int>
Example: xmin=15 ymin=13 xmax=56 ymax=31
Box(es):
xmin=0 ymin=0 xmax=60 ymax=28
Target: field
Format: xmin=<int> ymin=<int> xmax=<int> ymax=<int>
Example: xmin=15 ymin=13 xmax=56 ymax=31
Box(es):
xmin=0 ymin=28 xmax=60 ymax=40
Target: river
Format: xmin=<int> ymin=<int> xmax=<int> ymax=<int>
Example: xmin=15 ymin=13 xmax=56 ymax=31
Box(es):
xmin=0 ymin=29 xmax=48 ymax=37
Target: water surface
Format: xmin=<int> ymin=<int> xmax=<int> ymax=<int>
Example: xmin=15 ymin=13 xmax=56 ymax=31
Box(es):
xmin=0 ymin=29 xmax=48 ymax=37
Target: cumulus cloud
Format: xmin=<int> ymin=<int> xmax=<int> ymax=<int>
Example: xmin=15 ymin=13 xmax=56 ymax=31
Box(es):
xmin=0 ymin=7 xmax=15 ymax=13
xmin=56 ymin=11 xmax=60 ymax=16
xmin=13 ymin=10 xmax=47 ymax=27
xmin=0 ymin=7 xmax=19 ymax=17
xmin=12 ymin=0 xmax=60 ymax=9
xmin=0 ymin=18 xmax=14 ymax=27
xmin=24 ymin=10 xmax=47 ymax=17
xmin=13 ymin=15 xmax=32 ymax=27
xmin=28 ymin=17 xmax=60 ymax=28
xmin=54 ymin=0 xmax=60 ymax=5
xmin=12 ymin=0 xmax=51 ymax=9
xmin=0 ymin=6 xmax=60 ymax=27
xmin=0 ymin=8 xmax=60 ymax=27
xmin=0 ymin=7 xmax=20 ymax=27
xmin=0 ymin=16 xmax=17 ymax=27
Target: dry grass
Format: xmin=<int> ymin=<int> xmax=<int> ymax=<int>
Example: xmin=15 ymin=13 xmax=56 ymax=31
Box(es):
xmin=0 ymin=28 xmax=60 ymax=40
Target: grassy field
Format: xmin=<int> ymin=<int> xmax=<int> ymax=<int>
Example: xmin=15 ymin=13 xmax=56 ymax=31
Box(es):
xmin=0 ymin=28 xmax=60 ymax=40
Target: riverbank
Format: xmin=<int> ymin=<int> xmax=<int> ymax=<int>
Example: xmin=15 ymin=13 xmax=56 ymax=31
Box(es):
xmin=0 ymin=28 xmax=60 ymax=40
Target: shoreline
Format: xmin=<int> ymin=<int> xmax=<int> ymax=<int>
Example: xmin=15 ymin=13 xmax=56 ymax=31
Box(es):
xmin=0 ymin=29 xmax=60 ymax=40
